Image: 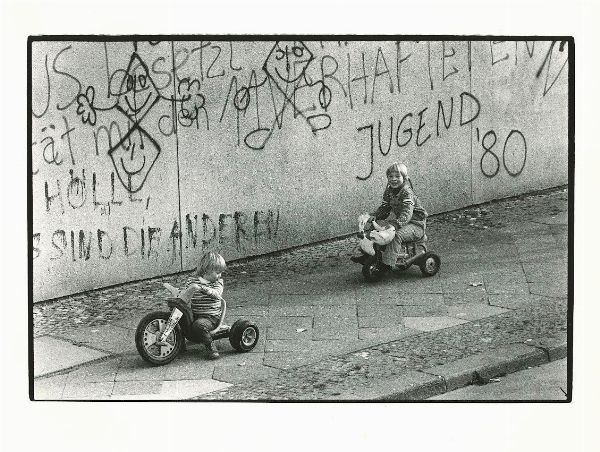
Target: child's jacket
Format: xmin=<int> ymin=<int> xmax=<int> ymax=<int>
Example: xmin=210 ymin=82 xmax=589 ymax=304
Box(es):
xmin=184 ymin=277 xmax=224 ymax=318
xmin=371 ymin=180 xmax=427 ymax=230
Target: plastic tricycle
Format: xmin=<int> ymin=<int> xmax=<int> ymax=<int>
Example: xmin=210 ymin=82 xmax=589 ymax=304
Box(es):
xmin=135 ymin=283 xmax=259 ymax=366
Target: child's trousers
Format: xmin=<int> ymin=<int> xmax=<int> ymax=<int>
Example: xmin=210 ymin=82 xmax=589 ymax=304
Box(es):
xmin=190 ymin=315 xmax=220 ymax=345
xmin=381 ymin=223 xmax=425 ymax=267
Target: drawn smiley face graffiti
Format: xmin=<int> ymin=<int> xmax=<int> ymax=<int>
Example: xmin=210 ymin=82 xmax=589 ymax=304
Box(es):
xmin=109 ymin=125 xmax=161 ymax=194
xmin=116 ymin=53 xmax=160 ymax=124
xmin=263 ymin=41 xmax=314 ymax=85
xmin=108 ymin=53 xmax=162 ymax=194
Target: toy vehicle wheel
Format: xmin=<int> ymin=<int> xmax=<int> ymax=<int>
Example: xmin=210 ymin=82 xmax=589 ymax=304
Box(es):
xmin=135 ymin=311 xmax=184 ymax=366
xmin=229 ymin=320 xmax=259 ymax=352
xmin=362 ymin=256 xmax=384 ymax=282
xmin=419 ymin=253 xmax=441 ymax=277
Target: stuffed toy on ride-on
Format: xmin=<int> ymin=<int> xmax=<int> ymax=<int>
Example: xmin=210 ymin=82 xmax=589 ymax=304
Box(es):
xmin=354 ymin=214 xmax=441 ymax=282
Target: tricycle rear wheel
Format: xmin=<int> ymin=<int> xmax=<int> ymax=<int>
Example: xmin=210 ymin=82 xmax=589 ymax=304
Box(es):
xmin=229 ymin=320 xmax=259 ymax=352
xmin=419 ymin=253 xmax=441 ymax=277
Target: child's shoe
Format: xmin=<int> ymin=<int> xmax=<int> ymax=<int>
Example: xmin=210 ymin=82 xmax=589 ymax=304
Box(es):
xmin=350 ymin=255 xmax=368 ymax=264
xmin=206 ymin=341 xmax=220 ymax=360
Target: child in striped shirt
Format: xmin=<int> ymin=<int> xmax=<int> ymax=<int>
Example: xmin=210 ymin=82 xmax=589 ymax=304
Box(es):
xmin=185 ymin=251 xmax=227 ymax=360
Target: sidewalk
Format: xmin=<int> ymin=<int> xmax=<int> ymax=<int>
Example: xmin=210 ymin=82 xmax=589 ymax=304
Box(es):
xmin=33 ymin=187 xmax=569 ymax=400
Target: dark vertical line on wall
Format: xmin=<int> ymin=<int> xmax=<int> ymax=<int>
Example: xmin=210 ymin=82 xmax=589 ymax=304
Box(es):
xmin=469 ymin=41 xmax=474 ymax=204
xmin=427 ymin=42 xmax=434 ymax=90
xmin=171 ymin=40 xmax=184 ymax=271
xmin=27 ymin=37 xmax=34 ymax=401
xmin=566 ymin=37 xmax=574 ymax=402
xmin=104 ymin=43 xmax=111 ymax=99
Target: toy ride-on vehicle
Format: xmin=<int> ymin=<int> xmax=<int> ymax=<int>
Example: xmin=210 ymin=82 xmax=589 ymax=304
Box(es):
xmin=355 ymin=217 xmax=441 ymax=282
xmin=135 ymin=283 xmax=259 ymax=366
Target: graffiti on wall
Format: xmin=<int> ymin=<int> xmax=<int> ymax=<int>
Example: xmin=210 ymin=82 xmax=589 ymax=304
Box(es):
xmin=31 ymin=39 xmax=569 ymax=300
xmin=33 ymin=207 xmax=280 ymax=263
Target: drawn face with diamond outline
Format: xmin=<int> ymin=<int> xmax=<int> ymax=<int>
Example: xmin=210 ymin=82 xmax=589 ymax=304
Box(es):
xmin=108 ymin=53 xmax=161 ymax=194
xmin=108 ymin=124 xmax=161 ymax=194
xmin=116 ymin=53 xmax=160 ymax=124
xmin=263 ymin=41 xmax=314 ymax=85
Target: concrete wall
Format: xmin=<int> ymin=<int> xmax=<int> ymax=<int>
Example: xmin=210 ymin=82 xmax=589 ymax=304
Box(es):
xmin=31 ymin=39 xmax=569 ymax=302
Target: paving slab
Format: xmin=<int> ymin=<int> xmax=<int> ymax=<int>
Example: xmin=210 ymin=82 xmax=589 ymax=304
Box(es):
xmin=162 ymin=355 xmax=217 ymax=381
xmin=158 ymin=379 xmax=233 ymax=399
xmin=357 ymin=305 xmax=404 ymax=318
xmin=446 ymin=304 xmax=510 ymax=321
xmin=34 ymin=336 xmax=109 ymax=377
xmin=403 ymin=316 xmax=470 ymax=332
xmin=268 ymin=292 xmax=356 ymax=306
xmin=357 ymin=326 xmax=420 ymax=341
xmin=208 ymin=350 xmax=265 ymax=367
xmin=66 ymin=357 xmax=122 ymax=383
xmin=115 ymin=354 xmax=169 ymax=381
xmin=107 ymin=379 xmax=232 ymax=400
xmin=62 ymin=381 xmax=115 ymax=399
xmin=443 ymin=292 xmax=489 ymax=305
xmin=33 ymin=373 xmax=69 ymax=400
xmin=392 ymin=293 xmax=446 ymax=306
xmin=484 ymin=282 xmax=530 ymax=295
xmin=212 ymin=364 xmax=281 ymax=384
xmin=262 ymin=351 xmax=332 ymax=370
xmin=439 ymin=274 xmax=489 ymax=295
xmin=358 ymin=315 xmax=404 ymax=328
xmin=54 ymin=324 xmax=135 ymax=353
xmin=528 ymin=281 xmax=568 ymax=298
xmin=266 ymin=325 xmax=315 ymax=340
xmin=397 ymin=304 xmax=449 ymax=316
xmin=111 ymin=380 xmax=163 ymax=397
xmin=488 ymin=293 xmax=545 ymax=309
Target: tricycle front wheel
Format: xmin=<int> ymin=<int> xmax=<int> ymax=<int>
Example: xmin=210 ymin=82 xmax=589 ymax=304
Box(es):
xmin=135 ymin=311 xmax=184 ymax=366
xmin=362 ymin=256 xmax=384 ymax=282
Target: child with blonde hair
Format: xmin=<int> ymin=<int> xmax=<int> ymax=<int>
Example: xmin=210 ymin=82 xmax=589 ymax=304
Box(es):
xmin=185 ymin=251 xmax=227 ymax=359
xmin=352 ymin=162 xmax=428 ymax=274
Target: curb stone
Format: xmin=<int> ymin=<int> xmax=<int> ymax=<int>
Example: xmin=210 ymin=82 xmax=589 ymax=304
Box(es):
xmin=292 ymin=370 xmax=448 ymax=401
xmin=528 ymin=337 xmax=568 ymax=361
xmin=191 ymin=340 xmax=568 ymax=401
xmin=391 ymin=340 xmax=567 ymax=400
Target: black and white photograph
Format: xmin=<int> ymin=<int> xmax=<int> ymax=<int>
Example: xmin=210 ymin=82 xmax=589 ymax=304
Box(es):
xmin=29 ymin=36 xmax=572 ymax=402
xmin=2 ymin=1 xmax=599 ymax=451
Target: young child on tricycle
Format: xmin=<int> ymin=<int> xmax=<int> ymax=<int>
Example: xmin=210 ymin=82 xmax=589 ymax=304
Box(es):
xmin=351 ymin=162 xmax=440 ymax=280
xmin=135 ymin=251 xmax=259 ymax=366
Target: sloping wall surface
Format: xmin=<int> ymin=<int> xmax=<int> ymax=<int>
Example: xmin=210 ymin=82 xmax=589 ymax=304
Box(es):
xmin=31 ymin=39 xmax=569 ymax=301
